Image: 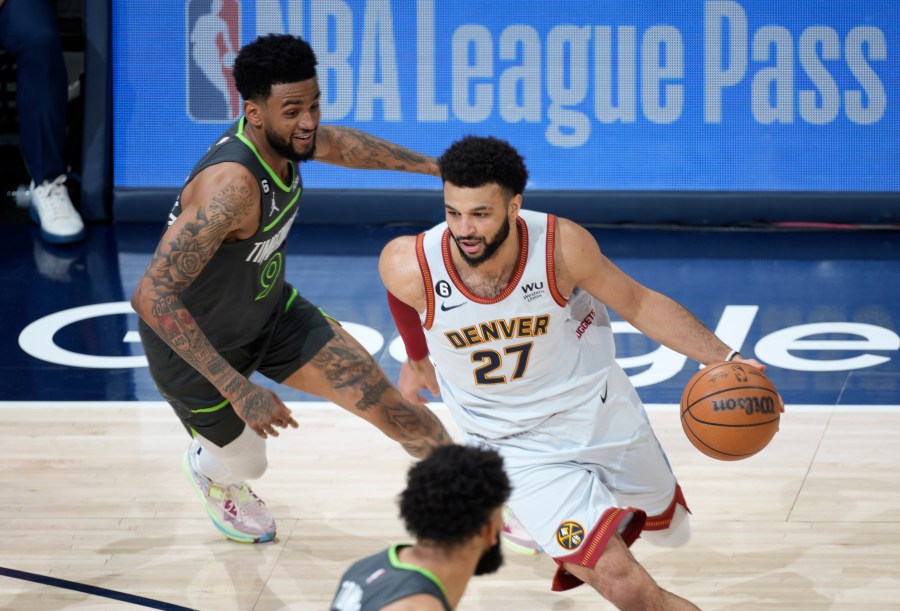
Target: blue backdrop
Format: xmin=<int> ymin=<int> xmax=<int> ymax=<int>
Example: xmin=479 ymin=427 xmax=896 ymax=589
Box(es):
xmin=112 ymin=1 xmax=899 ymax=195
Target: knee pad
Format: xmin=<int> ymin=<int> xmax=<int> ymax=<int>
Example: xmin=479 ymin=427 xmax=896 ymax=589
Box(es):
xmin=196 ymin=427 xmax=268 ymax=484
xmin=641 ymin=505 xmax=691 ymax=548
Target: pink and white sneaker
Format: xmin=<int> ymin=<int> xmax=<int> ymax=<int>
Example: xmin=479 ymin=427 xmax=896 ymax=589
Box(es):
xmin=502 ymin=505 xmax=543 ymax=556
xmin=182 ymin=446 xmax=276 ymax=543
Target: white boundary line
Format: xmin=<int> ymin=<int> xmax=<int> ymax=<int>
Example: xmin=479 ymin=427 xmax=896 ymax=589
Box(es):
xmin=0 ymin=401 xmax=897 ymax=412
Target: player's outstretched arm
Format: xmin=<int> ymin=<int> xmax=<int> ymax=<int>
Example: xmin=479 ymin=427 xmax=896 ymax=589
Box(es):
xmin=313 ymin=124 xmax=440 ymax=176
xmin=130 ymin=165 xmax=298 ymax=438
xmin=555 ymin=217 xmax=753 ymax=369
xmin=379 ymin=236 xmax=440 ymax=404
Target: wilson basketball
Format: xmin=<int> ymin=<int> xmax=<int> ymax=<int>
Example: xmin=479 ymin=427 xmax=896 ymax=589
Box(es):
xmin=680 ymin=362 xmax=780 ymax=461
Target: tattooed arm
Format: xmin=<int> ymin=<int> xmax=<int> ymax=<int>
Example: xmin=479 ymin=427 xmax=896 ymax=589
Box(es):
xmin=130 ymin=164 xmax=298 ymax=438
xmin=313 ymin=124 xmax=440 ymax=177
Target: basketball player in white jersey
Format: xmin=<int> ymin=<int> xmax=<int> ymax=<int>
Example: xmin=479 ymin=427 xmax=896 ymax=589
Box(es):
xmin=379 ymin=135 xmax=770 ymax=609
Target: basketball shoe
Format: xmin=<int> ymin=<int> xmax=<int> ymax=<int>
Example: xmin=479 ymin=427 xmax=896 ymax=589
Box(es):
xmin=181 ymin=444 xmax=276 ymax=543
xmin=29 ymin=175 xmax=85 ymax=244
xmin=501 ymin=505 xmax=543 ymax=556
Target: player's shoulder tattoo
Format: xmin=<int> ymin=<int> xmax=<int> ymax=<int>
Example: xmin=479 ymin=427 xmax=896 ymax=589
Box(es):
xmin=206 ymin=170 xmax=257 ymax=226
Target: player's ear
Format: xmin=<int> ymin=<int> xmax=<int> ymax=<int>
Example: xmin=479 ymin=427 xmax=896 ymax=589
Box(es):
xmin=243 ymin=99 xmax=262 ymax=127
xmin=482 ymin=521 xmax=499 ymax=546
xmin=508 ymin=194 xmax=522 ymax=217
xmin=483 ymin=509 xmax=503 ymax=545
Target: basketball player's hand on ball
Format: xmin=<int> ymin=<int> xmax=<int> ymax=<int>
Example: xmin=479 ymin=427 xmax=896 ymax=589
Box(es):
xmin=733 ymin=355 xmax=785 ymax=413
xmin=233 ymin=382 xmax=299 ymax=438
xmin=732 ymin=354 xmax=766 ymax=371
xmin=399 ymin=358 xmax=440 ymax=404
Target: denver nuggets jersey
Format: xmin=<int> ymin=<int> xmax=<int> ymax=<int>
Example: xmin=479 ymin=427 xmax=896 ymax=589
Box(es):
xmin=417 ymin=210 xmax=616 ymax=439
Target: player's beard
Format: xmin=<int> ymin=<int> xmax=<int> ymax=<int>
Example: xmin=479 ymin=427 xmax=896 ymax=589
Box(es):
xmin=450 ymin=215 xmax=511 ymax=268
xmin=473 ymin=540 xmax=504 ymax=576
xmin=264 ymin=124 xmax=316 ymax=163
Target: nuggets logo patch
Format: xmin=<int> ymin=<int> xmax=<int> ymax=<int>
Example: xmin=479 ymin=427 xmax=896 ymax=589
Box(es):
xmin=556 ymin=520 xmax=585 ymax=551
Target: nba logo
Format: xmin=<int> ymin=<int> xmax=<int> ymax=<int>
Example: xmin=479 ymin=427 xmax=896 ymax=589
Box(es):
xmin=186 ymin=0 xmax=241 ymax=122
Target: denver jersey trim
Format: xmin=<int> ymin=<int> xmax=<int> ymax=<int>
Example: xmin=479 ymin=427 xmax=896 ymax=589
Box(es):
xmin=643 ymin=485 xmax=689 ymax=531
xmin=546 ymin=214 xmax=568 ymax=307
xmin=440 ymin=216 xmax=529 ymax=304
xmin=551 ymin=507 xmax=647 ymax=592
xmin=415 ymin=233 xmax=436 ymax=330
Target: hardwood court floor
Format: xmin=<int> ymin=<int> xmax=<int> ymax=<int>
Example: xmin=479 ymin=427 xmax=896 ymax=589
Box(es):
xmin=2 ymin=401 xmax=899 ymax=610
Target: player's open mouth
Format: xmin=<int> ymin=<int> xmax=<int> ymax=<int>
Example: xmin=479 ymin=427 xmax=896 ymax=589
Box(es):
xmin=459 ymin=239 xmax=482 ymax=254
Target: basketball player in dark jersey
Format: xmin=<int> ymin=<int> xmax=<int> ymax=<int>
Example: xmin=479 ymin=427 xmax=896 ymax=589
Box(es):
xmin=331 ymin=445 xmax=510 ymax=611
xmin=131 ymin=34 xmax=450 ymax=544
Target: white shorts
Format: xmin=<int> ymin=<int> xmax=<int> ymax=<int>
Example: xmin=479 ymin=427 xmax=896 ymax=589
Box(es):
xmin=465 ymin=363 xmax=684 ymax=570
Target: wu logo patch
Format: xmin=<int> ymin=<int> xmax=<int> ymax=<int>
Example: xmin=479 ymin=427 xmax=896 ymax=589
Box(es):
xmin=556 ymin=520 xmax=585 ymax=551
xmin=521 ymin=281 xmax=545 ymax=303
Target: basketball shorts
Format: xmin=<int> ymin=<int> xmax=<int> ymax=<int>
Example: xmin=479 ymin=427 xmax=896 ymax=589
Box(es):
xmin=465 ymin=363 xmax=687 ymax=590
xmin=139 ymin=284 xmax=335 ymax=446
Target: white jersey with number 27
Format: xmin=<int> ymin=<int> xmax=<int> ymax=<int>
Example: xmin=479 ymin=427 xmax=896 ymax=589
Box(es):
xmin=416 ymin=210 xmax=615 ymax=440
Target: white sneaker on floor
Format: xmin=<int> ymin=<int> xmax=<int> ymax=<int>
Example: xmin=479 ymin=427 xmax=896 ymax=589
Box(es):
xmin=29 ymin=175 xmax=85 ymax=244
xmin=182 ymin=444 xmax=276 ymax=543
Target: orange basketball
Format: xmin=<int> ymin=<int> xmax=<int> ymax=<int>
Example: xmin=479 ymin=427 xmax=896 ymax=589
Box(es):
xmin=680 ymin=362 xmax=780 ymax=461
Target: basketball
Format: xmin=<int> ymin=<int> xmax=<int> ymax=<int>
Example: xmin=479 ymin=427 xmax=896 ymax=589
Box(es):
xmin=680 ymin=362 xmax=780 ymax=461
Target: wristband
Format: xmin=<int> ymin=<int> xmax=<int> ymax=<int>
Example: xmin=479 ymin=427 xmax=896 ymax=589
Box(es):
xmin=725 ymin=349 xmax=741 ymax=362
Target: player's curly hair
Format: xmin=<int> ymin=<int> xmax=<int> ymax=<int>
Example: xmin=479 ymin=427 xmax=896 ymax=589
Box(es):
xmin=438 ymin=135 xmax=529 ymax=196
xmin=399 ymin=444 xmax=510 ymax=546
xmin=233 ymin=34 xmax=318 ymax=101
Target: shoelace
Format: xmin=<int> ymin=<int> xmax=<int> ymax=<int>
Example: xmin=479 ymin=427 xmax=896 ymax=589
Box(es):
xmin=228 ymin=483 xmax=263 ymax=509
xmin=35 ymin=176 xmax=70 ymax=220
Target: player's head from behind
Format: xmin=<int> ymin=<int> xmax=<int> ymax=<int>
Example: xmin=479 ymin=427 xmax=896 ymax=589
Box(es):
xmin=438 ymin=136 xmax=529 ymax=268
xmin=400 ymin=444 xmax=511 ymax=576
xmin=233 ymin=34 xmax=320 ymax=163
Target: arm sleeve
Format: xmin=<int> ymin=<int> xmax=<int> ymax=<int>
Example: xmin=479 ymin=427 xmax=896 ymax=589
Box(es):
xmin=386 ymin=290 xmax=429 ymax=360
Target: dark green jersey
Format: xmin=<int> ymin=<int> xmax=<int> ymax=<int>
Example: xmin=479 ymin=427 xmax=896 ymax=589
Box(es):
xmin=331 ymin=545 xmax=452 ymax=611
xmin=168 ymin=117 xmax=303 ymax=350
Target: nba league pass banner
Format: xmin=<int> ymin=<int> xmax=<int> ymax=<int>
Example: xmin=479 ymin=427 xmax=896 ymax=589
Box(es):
xmin=112 ymin=1 xmax=898 ymax=192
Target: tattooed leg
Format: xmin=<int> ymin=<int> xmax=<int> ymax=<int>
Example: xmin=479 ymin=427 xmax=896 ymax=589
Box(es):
xmin=282 ymin=324 xmax=450 ymax=458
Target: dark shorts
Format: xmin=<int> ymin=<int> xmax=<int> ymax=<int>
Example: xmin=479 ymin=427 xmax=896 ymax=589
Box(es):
xmin=139 ymin=284 xmax=335 ymax=446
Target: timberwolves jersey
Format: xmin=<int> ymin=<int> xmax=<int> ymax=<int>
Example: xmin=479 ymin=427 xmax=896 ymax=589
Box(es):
xmin=331 ymin=545 xmax=451 ymax=611
xmin=417 ymin=210 xmax=616 ymax=439
xmin=160 ymin=117 xmax=303 ymax=351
